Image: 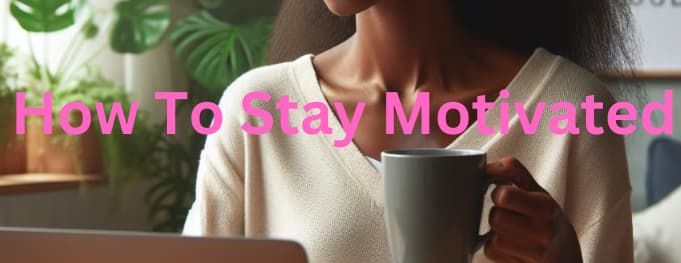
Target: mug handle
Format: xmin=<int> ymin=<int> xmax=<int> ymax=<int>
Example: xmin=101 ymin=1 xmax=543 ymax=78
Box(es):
xmin=473 ymin=176 xmax=509 ymax=252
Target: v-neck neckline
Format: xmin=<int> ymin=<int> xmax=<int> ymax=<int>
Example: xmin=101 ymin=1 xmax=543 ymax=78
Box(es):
xmin=289 ymin=48 xmax=560 ymax=206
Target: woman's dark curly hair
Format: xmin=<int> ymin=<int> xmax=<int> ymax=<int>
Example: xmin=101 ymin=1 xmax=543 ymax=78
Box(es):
xmin=267 ymin=0 xmax=638 ymax=77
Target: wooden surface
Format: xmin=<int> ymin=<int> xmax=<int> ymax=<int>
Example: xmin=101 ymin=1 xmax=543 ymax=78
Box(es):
xmin=0 ymin=173 xmax=106 ymax=196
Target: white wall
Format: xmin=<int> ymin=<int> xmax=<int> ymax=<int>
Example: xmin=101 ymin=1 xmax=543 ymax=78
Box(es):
xmin=630 ymin=1 xmax=681 ymax=71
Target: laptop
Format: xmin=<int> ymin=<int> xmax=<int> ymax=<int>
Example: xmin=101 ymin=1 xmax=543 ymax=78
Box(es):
xmin=0 ymin=227 xmax=307 ymax=263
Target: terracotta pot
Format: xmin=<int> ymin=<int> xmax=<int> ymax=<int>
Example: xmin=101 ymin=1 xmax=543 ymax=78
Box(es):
xmin=26 ymin=117 xmax=103 ymax=174
xmin=0 ymin=103 xmax=26 ymax=175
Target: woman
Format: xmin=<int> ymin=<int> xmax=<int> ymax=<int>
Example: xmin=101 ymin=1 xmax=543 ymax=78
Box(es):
xmin=184 ymin=0 xmax=636 ymax=262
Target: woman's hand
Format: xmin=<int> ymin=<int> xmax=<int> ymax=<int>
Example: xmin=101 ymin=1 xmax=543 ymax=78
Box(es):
xmin=484 ymin=157 xmax=583 ymax=263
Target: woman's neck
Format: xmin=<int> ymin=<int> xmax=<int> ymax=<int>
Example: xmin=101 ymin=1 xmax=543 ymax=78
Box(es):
xmin=339 ymin=1 xmax=527 ymax=94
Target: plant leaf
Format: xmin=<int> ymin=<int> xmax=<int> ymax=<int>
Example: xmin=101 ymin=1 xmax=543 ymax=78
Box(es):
xmin=110 ymin=0 xmax=171 ymax=54
xmin=170 ymin=11 xmax=272 ymax=95
xmin=9 ymin=0 xmax=79 ymax=32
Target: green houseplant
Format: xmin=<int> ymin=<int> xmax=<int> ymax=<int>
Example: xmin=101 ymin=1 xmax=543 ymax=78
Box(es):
xmin=171 ymin=11 xmax=272 ymax=97
xmin=0 ymin=43 xmax=33 ymax=174
xmin=9 ymin=0 xmax=170 ymax=178
xmin=8 ymin=0 xmax=273 ymax=232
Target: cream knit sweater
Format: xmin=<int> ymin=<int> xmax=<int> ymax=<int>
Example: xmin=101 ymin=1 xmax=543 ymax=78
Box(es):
xmin=183 ymin=48 xmax=634 ymax=263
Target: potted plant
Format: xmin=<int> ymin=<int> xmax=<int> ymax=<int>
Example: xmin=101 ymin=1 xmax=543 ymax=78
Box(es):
xmin=24 ymin=68 xmax=132 ymax=174
xmin=9 ymin=0 xmax=171 ymax=177
xmin=0 ymin=43 xmax=33 ymax=175
xmin=9 ymin=0 xmax=273 ymax=231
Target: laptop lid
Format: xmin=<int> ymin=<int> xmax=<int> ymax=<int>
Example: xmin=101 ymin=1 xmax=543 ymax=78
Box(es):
xmin=0 ymin=227 xmax=307 ymax=263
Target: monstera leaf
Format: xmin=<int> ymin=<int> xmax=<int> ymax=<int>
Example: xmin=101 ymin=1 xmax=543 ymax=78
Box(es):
xmin=170 ymin=11 xmax=271 ymax=94
xmin=110 ymin=0 xmax=171 ymax=54
xmin=9 ymin=0 xmax=79 ymax=32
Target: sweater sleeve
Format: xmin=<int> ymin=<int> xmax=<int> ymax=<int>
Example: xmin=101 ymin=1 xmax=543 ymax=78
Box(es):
xmin=182 ymin=83 xmax=247 ymax=236
xmin=578 ymin=192 xmax=633 ymax=263
xmin=565 ymin=89 xmax=634 ymax=263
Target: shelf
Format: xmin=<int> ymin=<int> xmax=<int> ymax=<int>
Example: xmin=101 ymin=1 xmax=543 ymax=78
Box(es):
xmin=0 ymin=173 xmax=106 ymax=196
xmin=599 ymin=70 xmax=681 ymax=79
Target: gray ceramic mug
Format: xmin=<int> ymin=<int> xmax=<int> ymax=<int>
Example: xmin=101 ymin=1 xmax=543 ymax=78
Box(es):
xmin=382 ymin=148 xmax=491 ymax=263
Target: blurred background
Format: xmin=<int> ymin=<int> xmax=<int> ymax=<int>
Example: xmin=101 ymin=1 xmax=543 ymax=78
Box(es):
xmin=0 ymin=0 xmax=278 ymax=232
xmin=0 ymin=0 xmax=679 ymax=235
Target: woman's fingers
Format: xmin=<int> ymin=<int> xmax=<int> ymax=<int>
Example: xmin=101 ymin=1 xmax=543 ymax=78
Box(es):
xmin=484 ymin=156 xmax=579 ymax=262
xmin=489 ymin=206 xmax=553 ymax=246
xmin=486 ymin=233 xmax=545 ymax=263
xmin=486 ymin=157 xmax=544 ymax=192
xmin=486 ymin=157 xmax=555 ymax=262
xmin=491 ymin=184 xmax=555 ymax=219
xmin=484 ymin=234 xmax=523 ymax=263
xmin=488 ymin=206 xmax=531 ymax=238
